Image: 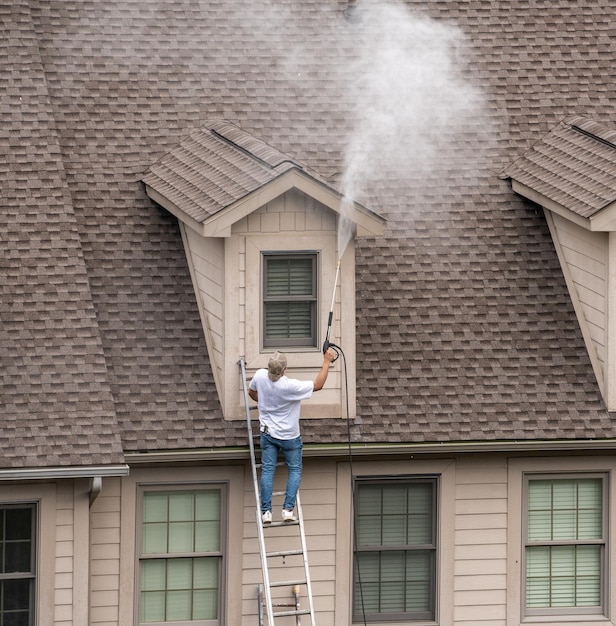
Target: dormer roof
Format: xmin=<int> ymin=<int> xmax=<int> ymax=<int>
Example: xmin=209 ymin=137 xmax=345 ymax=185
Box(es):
xmin=142 ymin=120 xmax=384 ymax=238
xmin=505 ymin=116 xmax=616 ymax=230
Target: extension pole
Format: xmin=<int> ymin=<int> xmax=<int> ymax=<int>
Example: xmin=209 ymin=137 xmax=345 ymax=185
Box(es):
xmin=323 ymin=260 xmax=341 ymax=354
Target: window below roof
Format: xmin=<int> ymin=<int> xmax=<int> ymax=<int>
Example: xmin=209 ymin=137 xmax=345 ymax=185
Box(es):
xmin=523 ymin=474 xmax=606 ymax=618
xmin=262 ymin=252 xmax=318 ymax=349
xmin=137 ymin=486 xmax=226 ymax=625
xmin=353 ymin=477 xmax=438 ymax=623
xmin=0 ymin=504 xmax=36 ymax=626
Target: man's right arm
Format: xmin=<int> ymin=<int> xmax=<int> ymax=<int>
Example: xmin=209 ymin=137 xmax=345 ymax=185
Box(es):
xmin=313 ymin=349 xmax=335 ymax=392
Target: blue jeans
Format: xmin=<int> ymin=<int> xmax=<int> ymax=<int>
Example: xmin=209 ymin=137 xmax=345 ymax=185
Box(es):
xmin=260 ymin=433 xmax=303 ymax=512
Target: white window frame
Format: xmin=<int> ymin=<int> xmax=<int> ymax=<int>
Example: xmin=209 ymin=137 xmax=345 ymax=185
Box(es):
xmin=135 ymin=482 xmax=228 ymax=626
xmin=507 ymin=457 xmax=616 ymax=626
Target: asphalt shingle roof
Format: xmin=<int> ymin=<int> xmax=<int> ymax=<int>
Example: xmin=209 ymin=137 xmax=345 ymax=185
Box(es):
xmin=3 ymin=0 xmax=616 ymax=462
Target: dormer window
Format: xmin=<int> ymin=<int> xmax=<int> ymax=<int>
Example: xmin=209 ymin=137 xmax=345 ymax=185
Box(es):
xmin=263 ymin=252 xmax=318 ymax=349
xmin=142 ymin=119 xmax=384 ymax=419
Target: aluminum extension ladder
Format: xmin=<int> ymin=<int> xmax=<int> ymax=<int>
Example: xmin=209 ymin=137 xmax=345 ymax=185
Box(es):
xmin=239 ymin=358 xmax=317 ymax=626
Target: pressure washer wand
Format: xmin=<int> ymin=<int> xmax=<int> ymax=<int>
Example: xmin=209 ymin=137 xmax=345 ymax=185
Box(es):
xmin=322 ymin=260 xmax=341 ymax=361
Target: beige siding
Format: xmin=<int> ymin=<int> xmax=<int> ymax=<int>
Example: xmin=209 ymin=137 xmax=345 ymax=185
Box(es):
xmin=547 ymin=212 xmax=607 ymax=389
xmin=454 ymin=456 xmax=508 ymax=626
xmin=90 ymin=477 xmax=122 ymax=626
xmin=182 ymin=226 xmax=225 ymax=399
xmin=55 ymin=482 xmax=74 ymax=625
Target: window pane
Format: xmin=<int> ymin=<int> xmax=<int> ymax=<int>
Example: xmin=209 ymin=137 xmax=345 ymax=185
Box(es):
xmin=168 ymin=521 xmax=194 ymax=553
xmin=5 ymin=510 xmax=31 ymax=542
xmin=5 ymin=542 xmax=31 ymax=573
xmin=195 ymin=520 xmax=220 ymax=552
xmin=166 ymin=590 xmax=192 ymax=621
xmin=143 ymin=523 xmax=167 ymax=554
xmin=143 ymin=493 xmax=168 ymax=523
xmin=168 ymin=493 xmax=194 ymax=522
xmin=141 ymin=560 xmax=166 ymax=591
xmin=167 ymin=559 xmax=192 ymax=590
xmin=141 ymin=591 xmax=165 ymax=622
xmin=194 ymin=557 xmax=219 ymax=589
xmin=193 ymin=588 xmax=218 ymax=620
xmin=3 ymin=579 xmax=31 ymax=611
xmin=196 ymin=491 xmax=220 ymax=521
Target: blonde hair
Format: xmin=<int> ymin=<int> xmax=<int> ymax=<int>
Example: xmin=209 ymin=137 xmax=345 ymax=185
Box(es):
xmin=267 ymin=351 xmax=287 ymax=381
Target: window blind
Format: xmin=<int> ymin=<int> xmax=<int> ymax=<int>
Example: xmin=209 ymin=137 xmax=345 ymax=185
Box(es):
xmin=354 ymin=480 xmax=436 ymax=621
xmin=263 ymin=255 xmax=316 ymax=347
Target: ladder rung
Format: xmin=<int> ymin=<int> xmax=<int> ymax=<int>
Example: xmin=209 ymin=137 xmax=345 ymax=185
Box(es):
xmin=255 ymin=462 xmax=286 ymax=469
xmin=273 ymin=609 xmax=311 ymax=618
xmin=267 ymin=549 xmax=303 ymax=558
xmin=270 ymin=579 xmax=306 ymax=588
xmin=263 ymin=520 xmax=299 ymax=528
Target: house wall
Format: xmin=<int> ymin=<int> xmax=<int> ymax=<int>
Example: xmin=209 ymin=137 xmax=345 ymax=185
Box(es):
xmin=95 ymin=452 xmax=616 ymax=626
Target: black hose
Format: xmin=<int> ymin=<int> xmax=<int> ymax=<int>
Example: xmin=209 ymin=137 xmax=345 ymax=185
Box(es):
xmin=334 ymin=344 xmax=367 ymax=626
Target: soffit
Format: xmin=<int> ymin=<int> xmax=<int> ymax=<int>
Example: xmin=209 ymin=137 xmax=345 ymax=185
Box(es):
xmin=504 ymin=116 xmax=616 ymax=226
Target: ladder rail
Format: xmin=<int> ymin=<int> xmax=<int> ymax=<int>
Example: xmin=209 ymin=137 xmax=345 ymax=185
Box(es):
xmin=239 ymin=357 xmax=317 ymax=626
xmin=296 ymin=494 xmax=316 ymax=626
xmin=239 ymin=358 xmax=275 ymax=626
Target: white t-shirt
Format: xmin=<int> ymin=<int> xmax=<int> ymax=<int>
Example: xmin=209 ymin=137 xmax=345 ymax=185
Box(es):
xmin=249 ymin=368 xmax=314 ymax=439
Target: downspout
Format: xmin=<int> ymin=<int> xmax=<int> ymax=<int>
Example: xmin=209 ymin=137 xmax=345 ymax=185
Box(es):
xmin=89 ymin=476 xmax=103 ymax=508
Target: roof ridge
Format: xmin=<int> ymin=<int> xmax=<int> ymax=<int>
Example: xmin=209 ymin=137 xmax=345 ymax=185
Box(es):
xmin=567 ymin=116 xmax=616 ymax=150
xmin=208 ymin=119 xmax=302 ymax=171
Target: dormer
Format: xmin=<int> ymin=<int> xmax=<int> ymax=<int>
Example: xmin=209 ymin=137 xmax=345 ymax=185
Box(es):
xmin=142 ymin=120 xmax=385 ymax=420
xmin=504 ymin=116 xmax=616 ymax=409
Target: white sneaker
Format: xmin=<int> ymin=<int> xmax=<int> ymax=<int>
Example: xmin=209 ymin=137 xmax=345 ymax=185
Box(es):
xmin=262 ymin=511 xmax=272 ymax=524
xmin=281 ymin=509 xmax=296 ymax=522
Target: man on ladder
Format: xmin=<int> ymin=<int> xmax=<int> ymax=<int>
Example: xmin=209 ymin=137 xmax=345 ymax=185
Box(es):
xmin=248 ymin=349 xmax=336 ymax=524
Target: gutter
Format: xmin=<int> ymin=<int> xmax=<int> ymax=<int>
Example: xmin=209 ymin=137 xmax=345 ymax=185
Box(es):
xmin=124 ymin=439 xmax=616 ymax=464
xmin=0 ymin=464 xmax=130 ymax=481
